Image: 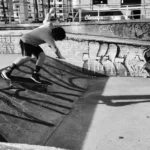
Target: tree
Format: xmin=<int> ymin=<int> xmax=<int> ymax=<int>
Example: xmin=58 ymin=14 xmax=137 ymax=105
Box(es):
xmin=34 ymin=0 xmax=39 ymax=22
xmin=1 ymin=0 xmax=7 ymax=24
xmin=48 ymin=0 xmax=50 ymax=11
xmin=42 ymin=0 xmax=45 ymax=18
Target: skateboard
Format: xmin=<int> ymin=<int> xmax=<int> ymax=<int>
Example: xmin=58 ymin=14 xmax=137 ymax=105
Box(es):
xmin=0 ymin=75 xmax=52 ymax=92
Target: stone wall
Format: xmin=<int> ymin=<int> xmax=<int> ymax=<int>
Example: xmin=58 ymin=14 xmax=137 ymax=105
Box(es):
xmin=0 ymin=30 xmax=150 ymax=77
xmin=63 ymin=21 xmax=150 ymax=41
xmin=54 ymin=39 xmax=149 ymax=77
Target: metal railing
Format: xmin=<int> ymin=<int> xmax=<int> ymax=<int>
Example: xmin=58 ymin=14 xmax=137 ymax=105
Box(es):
xmin=0 ymin=4 xmax=150 ymax=24
xmin=69 ymin=4 xmax=150 ymax=22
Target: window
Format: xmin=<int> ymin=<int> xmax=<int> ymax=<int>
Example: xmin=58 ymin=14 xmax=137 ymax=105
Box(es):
xmin=122 ymin=0 xmax=141 ymax=5
xmin=93 ymin=0 xmax=107 ymax=4
xmin=59 ymin=4 xmax=62 ymax=7
xmin=131 ymin=10 xmax=141 ymax=19
xmin=15 ymin=5 xmax=19 ymax=8
xmin=59 ymin=10 xmax=63 ymax=13
xmin=28 ymin=14 xmax=32 ymax=18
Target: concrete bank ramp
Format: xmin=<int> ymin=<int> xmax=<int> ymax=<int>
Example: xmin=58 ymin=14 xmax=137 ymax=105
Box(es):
xmin=0 ymin=56 xmax=92 ymax=144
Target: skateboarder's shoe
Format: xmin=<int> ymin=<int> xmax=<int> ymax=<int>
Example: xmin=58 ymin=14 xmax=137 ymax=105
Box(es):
xmin=30 ymin=72 xmax=41 ymax=84
xmin=1 ymin=67 xmax=12 ymax=80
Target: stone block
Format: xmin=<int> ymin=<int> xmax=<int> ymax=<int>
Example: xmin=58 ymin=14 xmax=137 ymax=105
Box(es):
xmin=89 ymin=41 xmax=100 ymax=59
xmin=97 ymin=43 xmax=108 ymax=57
xmin=114 ymin=62 xmax=128 ymax=76
xmin=118 ymin=44 xmax=129 ymax=58
xmin=105 ymin=44 xmax=117 ymax=63
xmin=103 ymin=60 xmax=117 ymax=76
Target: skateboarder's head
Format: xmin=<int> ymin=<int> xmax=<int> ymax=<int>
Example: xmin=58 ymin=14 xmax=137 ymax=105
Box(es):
xmin=52 ymin=27 xmax=66 ymax=41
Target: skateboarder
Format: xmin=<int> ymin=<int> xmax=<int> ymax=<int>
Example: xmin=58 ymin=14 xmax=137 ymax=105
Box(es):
xmin=1 ymin=7 xmax=66 ymax=83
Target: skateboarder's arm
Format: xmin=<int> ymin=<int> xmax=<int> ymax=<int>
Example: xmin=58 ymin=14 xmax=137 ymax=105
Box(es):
xmin=49 ymin=40 xmax=65 ymax=59
xmin=55 ymin=47 xmax=65 ymax=59
xmin=43 ymin=7 xmax=56 ymax=25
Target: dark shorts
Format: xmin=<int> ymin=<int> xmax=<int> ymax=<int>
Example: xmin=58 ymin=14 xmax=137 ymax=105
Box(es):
xmin=19 ymin=40 xmax=44 ymax=58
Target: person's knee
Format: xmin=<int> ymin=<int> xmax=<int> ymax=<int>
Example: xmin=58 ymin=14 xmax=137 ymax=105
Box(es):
xmin=39 ymin=52 xmax=46 ymax=61
xmin=14 ymin=56 xmax=31 ymax=66
xmin=23 ymin=56 xmax=31 ymax=61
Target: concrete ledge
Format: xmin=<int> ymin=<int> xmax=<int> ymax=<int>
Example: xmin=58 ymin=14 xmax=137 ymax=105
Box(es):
xmin=61 ymin=18 xmax=150 ymax=26
xmin=67 ymin=33 xmax=150 ymax=46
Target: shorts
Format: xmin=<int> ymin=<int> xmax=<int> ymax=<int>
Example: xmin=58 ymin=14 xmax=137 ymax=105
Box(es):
xmin=19 ymin=40 xmax=44 ymax=59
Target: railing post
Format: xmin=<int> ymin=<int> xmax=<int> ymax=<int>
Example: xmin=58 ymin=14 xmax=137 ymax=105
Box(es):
xmin=126 ymin=5 xmax=128 ymax=19
xmin=9 ymin=12 xmax=11 ymax=24
xmin=98 ymin=8 xmax=100 ymax=22
xmin=79 ymin=0 xmax=81 ymax=22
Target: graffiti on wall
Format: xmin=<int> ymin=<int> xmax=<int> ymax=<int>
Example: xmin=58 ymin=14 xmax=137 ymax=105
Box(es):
xmin=82 ymin=42 xmax=150 ymax=77
xmin=0 ymin=35 xmax=21 ymax=54
xmin=99 ymin=23 xmax=150 ymax=39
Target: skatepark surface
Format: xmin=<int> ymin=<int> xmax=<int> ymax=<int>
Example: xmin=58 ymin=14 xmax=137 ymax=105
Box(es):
xmin=0 ymin=55 xmax=150 ymax=150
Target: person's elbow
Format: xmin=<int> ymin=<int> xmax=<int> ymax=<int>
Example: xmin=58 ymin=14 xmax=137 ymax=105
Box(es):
xmin=43 ymin=20 xmax=48 ymax=24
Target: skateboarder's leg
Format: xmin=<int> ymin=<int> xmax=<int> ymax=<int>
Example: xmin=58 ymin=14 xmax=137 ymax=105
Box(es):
xmin=14 ymin=56 xmax=31 ymax=66
xmin=31 ymin=48 xmax=45 ymax=83
xmin=36 ymin=52 xmax=46 ymax=67
xmin=1 ymin=56 xmax=31 ymax=80
xmin=1 ymin=40 xmax=32 ymax=80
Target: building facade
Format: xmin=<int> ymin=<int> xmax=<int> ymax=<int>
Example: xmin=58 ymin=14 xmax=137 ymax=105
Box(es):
xmin=49 ymin=0 xmax=72 ymax=21
xmin=12 ymin=0 xmax=28 ymax=23
xmin=0 ymin=0 xmax=9 ymax=23
xmin=2 ymin=0 xmax=150 ymax=23
xmin=72 ymin=0 xmax=150 ymax=19
xmin=10 ymin=0 xmax=72 ymax=23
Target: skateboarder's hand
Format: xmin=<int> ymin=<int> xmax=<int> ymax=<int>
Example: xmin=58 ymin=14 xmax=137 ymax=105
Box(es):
xmin=49 ymin=7 xmax=56 ymax=14
xmin=58 ymin=56 xmax=65 ymax=59
xmin=56 ymin=54 xmax=65 ymax=59
xmin=55 ymin=50 xmax=65 ymax=59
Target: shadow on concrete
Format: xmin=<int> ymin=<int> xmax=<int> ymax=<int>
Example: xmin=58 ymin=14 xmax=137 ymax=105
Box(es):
xmin=87 ymin=94 xmax=150 ymax=106
xmin=0 ymin=56 xmax=95 ymax=144
xmin=46 ymin=76 xmax=150 ymax=150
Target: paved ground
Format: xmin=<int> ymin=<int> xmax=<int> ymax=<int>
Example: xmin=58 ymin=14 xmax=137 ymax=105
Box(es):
xmin=47 ymin=77 xmax=150 ymax=150
xmin=0 ymin=54 xmax=21 ymax=69
xmin=0 ymin=55 xmax=150 ymax=150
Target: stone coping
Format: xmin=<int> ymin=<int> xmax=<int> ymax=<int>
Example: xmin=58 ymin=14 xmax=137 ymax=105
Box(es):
xmin=0 ymin=18 xmax=150 ymax=28
xmin=61 ymin=19 xmax=150 ymax=26
xmin=67 ymin=33 xmax=150 ymax=47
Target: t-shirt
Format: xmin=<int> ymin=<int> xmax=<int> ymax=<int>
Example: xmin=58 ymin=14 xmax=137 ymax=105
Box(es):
xmin=21 ymin=22 xmax=55 ymax=47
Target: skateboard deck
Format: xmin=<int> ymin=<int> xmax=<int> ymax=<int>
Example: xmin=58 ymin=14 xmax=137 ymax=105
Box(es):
xmin=0 ymin=75 xmax=52 ymax=92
